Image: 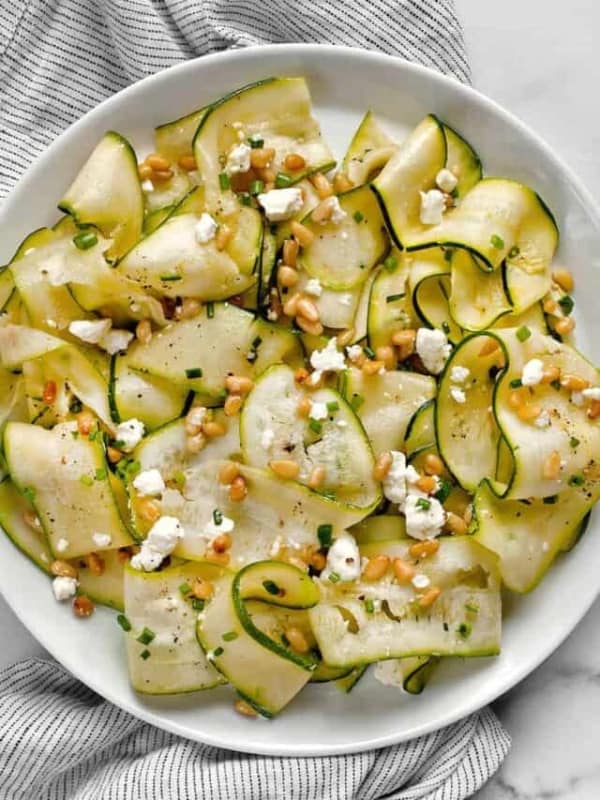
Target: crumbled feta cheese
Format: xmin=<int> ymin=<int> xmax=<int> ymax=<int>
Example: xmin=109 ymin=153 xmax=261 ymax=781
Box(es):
xmin=203 ymin=513 xmax=235 ymax=540
xmin=92 ymin=532 xmax=112 ymax=548
xmin=309 ymin=401 xmax=328 ymax=421
xmin=310 ymin=338 xmax=346 ymax=375
xmin=115 ymin=418 xmax=145 ymax=452
xmin=132 ymin=469 xmax=165 ymax=497
xmin=68 ymin=318 xmax=112 ymax=345
xmin=130 ymin=516 xmax=184 ymax=572
xmin=404 ymin=494 xmax=446 ymax=540
xmin=52 ymin=576 xmax=78 ymax=601
xmin=582 ymin=387 xmax=600 ymax=401
xmin=260 ymin=428 xmax=275 ymax=450
xmin=55 ymin=538 xmax=69 ymax=553
xmin=100 ymin=329 xmax=134 ymax=355
xmin=435 ymin=168 xmax=458 ymax=193
xmin=326 ymin=196 xmax=347 ymax=224
xmin=195 ymin=212 xmax=218 ymax=244
xmin=534 ymin=410 xmax=551 ymax=429
xmin=571 ymin=392 xmax=585 ymax=407
xmin=382 ymin=451 xmax=408 ymax=505
xmin=141 ymin=179 xmax=154 ymax=193
xmin=450 ymin=365 xmax=470 ymax=384
xmin=450 ymin=387 xmax=466 ymax=404
xmin=304 ymin=278 xmax=323 ymax=297
xmin=323 ymin=534 xmax=361 ymax=582
xmin=415 ymin=328 xmax=451 ymax=375
xmin=257 ymin=188 xmax=304 ymax=222
xmin=225 ymin=142 xmax=251 ymax=175
xmin=411 ymin=573 xmax=431 ymax=590
xmin=419 ymin=189 xmax=446 ymax=225
xmin=346 ymin=344 xmax=363 ymax=363
xmin=521 ymin=358 xmax=544 ymax=387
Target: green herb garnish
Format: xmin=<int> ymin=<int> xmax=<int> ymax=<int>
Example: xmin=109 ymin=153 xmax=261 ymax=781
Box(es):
xmin=508 ymin=245 xmax=520 ymax=259
xmin=192 ymin=598 xmax=205 ymax=611
xmin=317 ymin=523 xmax=333 ymax=548
xmin=490 ymin=234 xmax=504 ymax=250
xmin=222 ymin=631 xmax=238 ymax=642
xmin=510 ymin=378 xmax=523 ymax=388
xmin=179 ymin=582 xmax=192 ymax=596
xmin=262 ymin=580 xmax=282 ymax=596
xmin=159 ymin=274 xmax=182 ymax=282
xmin=326 ymin=401 xmax=339 ymax=414
xmin=73 ymin=231 xmax=98 ymax=250
xmin=516 ymin=325 xmax=531 ymax=342
xmin=465 ymin=602 xmax=479 ymax=614
xmin=206 ymin=302 xmax=215 ymax=318
xmin=568 ymin=474 xmax=585 ymax=487
xmin=238 ymin=192 xmax=252 ymax=206
xmin=364 ymin=598 xmax=375 ymax=614
xmin=386 ymin=292 xmax=405 ymax=303
xmin=350 ymin=394 xmax=364 ymax=411
xmin=116 ymin=614 xmax=131 ymax=631
xmin=140 ymin=649 xmax=151 ymax=660
xmin=94 ymin=467 xmax=107 ymax=481
xmin=213 ymin=508 xmax=223 ymax=526
xmin=185 ymin=367 xmax=203 ymax=379
xmin=22 ymin=487 xmax=36 ymax=503
xmin=309 ymin=419 xmax=323 ymax=434
xmin=136 ymin=627 xmax=156 ymax=645
xmin=363 ymin=345 xmax=375 ymax=360
xmin=248 ymin=135 xmax=264 ymax=149
xmin=275 ymin=173 xmax=292 ymax=189
xmin=79 ymin=474 xmax=94 ymax=486
xmin=543 ymin=495 xmax=559 ymax=505
xmin=456 ymin=622 xmax=472 ymax=639
xmin=558 ymin=295 xmax=574 ymax=315
xmin=434 ymin=478 xmax=453 ymax=505
xmin=328 ymin=572 xmax=340 ymax=583
xmin=219 ymin=172 xmax=230 ymax=190
xmin=570 ymin=436 xmax=580 ymax=449
xmin=416 ymin=497 xmax=431 ymax=511
xmin=213 ymin=646 xmax=224 ymax=657
xmin=353 ymin=210 xmax=364 ymax=223
xmin=383 ymin=255 xmax=398 ymax=273
xmin=250 ymin=179 xmax=264 ymax=196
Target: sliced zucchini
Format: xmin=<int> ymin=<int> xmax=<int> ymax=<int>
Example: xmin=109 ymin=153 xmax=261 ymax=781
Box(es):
xmin=143 ymin=168 xmax=191 ymax=214
xmin=350 ymin=514 xmax=407 ymax=545
xmin=240 ymin=364 xmax=380 ymax=512
xmin=409 ymin=248 xmax=461 ymax=343
xmin=494 ymin=301 xmax=548 ymax=334
xmin=367 ymin=251 xmax=417 ymax=349
xmin=155 ymin=106 xmax=209 ymax=162
xmin=124 ymin=560 xmax=225 ymax=694
xmin=0 ymin=477 xmax=51 ymax=573
xmin=143 ymin=206 xmax=173 ymax=234
xmin=0 ymin=270 xmax=14 ymax=311
xmin=374 ymin=656 xmax=440 ymax=694
xmin=291 ymin=270 xmax=360 ymax=330
xmin=449 ymin=248 xmax=511 ymax=331
xmin=58 ymin=131 xmax=143 ymax=259
xmin=126 ymin=303 xmax=302 ymax=398
xmin=240 ymin=224 xmax=276 ymax=313
xmin=336 ymin=665 xmax=368 ymax=693
xmin=443 ymin=123 xmax=482 ymax=198
xmin=4 ymin=421 xmax=133 ymax=559
xmin=310 ymin=537 xmax=501 ymax=667
xmin=351 ymin=268 xmax=378 ymax=343
xmin=404 ymin=399 xmax=435 ymax=456
xmin=343 ymin=367 xmax=436 ymax=454
xmin=342 ymin=111 xmax=397 ymax=186
xmin=75 ymin=549 xmax=126 ymax=611
xmin=299 ymin=185 xmax=388 ymax=291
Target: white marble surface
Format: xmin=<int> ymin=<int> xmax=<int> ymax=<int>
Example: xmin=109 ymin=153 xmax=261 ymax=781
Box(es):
xmin=1 ymin=1 xmax=600 ymax=797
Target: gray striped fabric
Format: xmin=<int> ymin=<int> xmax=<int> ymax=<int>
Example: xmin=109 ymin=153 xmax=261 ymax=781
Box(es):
xmin=0 ymin=2 xmax=509 ymax=799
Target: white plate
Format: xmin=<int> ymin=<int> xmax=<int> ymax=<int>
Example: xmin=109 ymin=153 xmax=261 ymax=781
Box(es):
xmin=1 ymin=44 xmax=599 ymax=757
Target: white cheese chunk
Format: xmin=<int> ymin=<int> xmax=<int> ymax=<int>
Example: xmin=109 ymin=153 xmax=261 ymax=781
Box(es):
xmin=260 ymin=428 xmax=275 ymax=450
xmin=194 ymin=213 xmax=218 ymax=244
xmin=309 ymin=401 xmax=328 ymax=421
xmin=304 ymin=278 xmax=323 ymax=297
xmin=419 ymin=189 xmax=446 ymax=225
xmin=132 ymin=468 xmax=165 ymax=497
xmin=55 ymin=538 xmax=69 ymax=553
xmin=100 ymin=329 xmax=134 ymax=355
xmin=310 ymin=338 xmax=346 ymax=375
xmin=115 ymin=418 xmax=145 ymax=452
xmin=450 ymin=365 xmax=470 ymax=384
xmin=404 ymin=494 xmax=446 ymax=540
xmin=521 ymin=358 xmax=544 ymax=387
xmin=225 ymin=142 xmax=251 ymax=175
xmin=582 ymin=387 xmax=600 ymax=401
xmin=382 ymin=451 xmax=408 ymax=505
xmin=450 ymin=386 xmax=466 ymax=404
xmin=415 ymin=328 xmax=451 ymax=375
xmin=257 ymin=188 xmax=304 ymax=222
xmin=68 ymin=318 xmax=112 ymax=345
xmin=323 ymin=534 xmax=361 ymax=582
xmin=92 ymin=532 xmax=112 ymax=548
xmin=52 ymin=576 xmax=78 ymax=601
xmin=130 ymin=516 xmax=184 ymax=572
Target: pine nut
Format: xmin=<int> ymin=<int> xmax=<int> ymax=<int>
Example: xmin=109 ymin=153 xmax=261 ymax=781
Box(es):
xmin=284 ymin=153 xmax=306 ymax=171
xmin=215 ymin=224 xmax=232 ymax=251
xmin=283 ymin=238 xmax=299 ymax=268
xmin=478 ymin=338 xmax=499 ymax=357
xmin=86 ymin=552 xmax=105 ymax=576
xmin=309 ymin=550 xmax=327 ymax=571
xmin=283 ymin=292 xmax=301 ymax=317
xmin=176 ymin=298 xmax=202 ymax=320
xmin=543 ymin=297 xmax=557 ymax=314
xmin=269 ymin=460 xmax=300 ymax=480
xmin=418 ymin=587 xmax=441 ymax=608
xmin=203 ymin=420 xmax=226 ymax=438
xmin=23 ymin=510 xmax=41 ymax=530
xmin=225 ymin=375 xmax=254 ymax=395
xmin=375 ymin=346 xmax=396 ymax=370
xmin=416 ymin=475 xmax=437 ymax=494
xmin=283 ymin=626 xmax=310 ymax=653
xmin=310 ymin=172 xmax=334 ymax=199
xmin=333 ymin=172 xmax=354 ymax=193
xmin=229 ymin=475 xmax=248 ymax=502
xmin=218 ymin=462 xmax=240 ymax=485
xmin=517 ymin=403 xmax=542 ymax=422
xmin=290 ymin=220 xmax=314 ymax=248
xmin=178 ymin=154 xmax=197 ymax=171
xmin=392 ymin=329 xmax=416 ymax=359
xmin=560 ymin=374 xmax=589 ymax=392
xmin=51 ymin=560 xmax=78 ymax=578
xmin=146 ymin=154 xmax=171 ymax=171
xmin=362 ymin=359 xmax=385 ymax=376
xmin=588 ymin=400 xmax=600 ymax=420
xmin=552 ymin=268 xmax=574 ymax=293
xmin=224 ymin=395 xmax=243 ymax=416
xmin=186 ymin=432 xmax=206 ymax=454
xmin=542 ymin=450 xmax=562 ymax=480
xmin=423 ymin=453 xmax=444 ymax=476
xmin=373 ymin=451 xmax=393 ymax=481
xmin=152 ymin=168 xmax=174 ymax=182
xmin=212 ymin=533 xmax=232 ymax=553
xmin=73 ymin=595 xmax=95 ymax=618
xmin=297 ymin=396 xmax=312 ymax=417
xmin=279 ymin=265 xmax=299 ymax=288
xmin=76 ymin=410 xmax=96 ymax=436
xmin=311 ymin=199 xmax=334 ymax=223
xmin=445 ymin=512 xmax=468 ymax=535
xmin=294 ymin=368 xmax=310 ymax=384
xmin=135 ymin=319 xmax=152 ymax=344
xmin=138 ymin=497 xmax=161 ymax=523
xmin=185 ymin=406 xmax=206 ymax=435
xmin=107 ymin=446 xmax=123 ymax=464
xmin=296 ymin=297 xmax=319 ymax=322
xmin=138 ymin=163 xmax=153 ymax=180
xmin=206 ymin=550 xmax=231 ymax=566
xmin=362 ymin=554 xmax=390 ymax=581
xmin=308 ymin=465 xmax=326 ymax=489
xmin=336 ymin=328 xmax=355 ymax=348
xmin=250 ymin=147 xmax=275 ymax=169
xmin=42 ymin=380 xmax=57 ymax=405
xmin=192 ymin=578 xmax=214 ymax=599
xmin=409 ymin=539 xmax=440 ymax=559
xmin=555 ymin=317 xmax=575 ymax=336
xmin=393 ymin=557 xmax=415 ymax=583
xmin=541 ymin=365 xmax=560 ymax=384
xmin=508 ymin=390 xmax=525 ymax=409
xmin=296 ymin=316 xmax=324 ymax=336
xmin=234 ymin=698 xmax=258 ymax=717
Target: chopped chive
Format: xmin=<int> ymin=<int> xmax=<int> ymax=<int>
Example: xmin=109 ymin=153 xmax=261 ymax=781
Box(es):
xmin=192 ymin=598 xmax=205 ymax=611
xmin=363 ymin=345 xmax=375 ymax=360
xmin=73 ymin=231 xmax=98 ymax=250
xmin=434 ymin=477 xmax=452 ymax=504
xmin=206 ymin=302 xmax=215 ymax=318
xmin=127 ymin=459 xmax=141 ymax=478
xmin=443 ymin=622 xmax=449 ymax=632
xmin=185 ymin=367 xmax=203 ymax=379
xmin=251 ymin=335 xmax=263 ymax=349
xmin=490 ymin=234 xmax=504 ymax=249
xmin=116 ymin=614 xmax=131 ymax=631
xmin=543 ymin=495 xmax=559 ymax=505
xmin=136 ymin=627 xmax=156 ymax=645
xmin=140 ymin=649 xmax=151 ymax=660
xmin=112 ymin=439 xmax=126 ymax=448
xmin=508 ymin=245 xmax=520 ymax=259
xmin=550 ymin=379 xmax=561 ymax=391
xmin=159 ymin=274 xmax=182 ymax=282
xmin=248 ymin=135 xmax=264 ymax=149
xmin=383 ymin=255 xmax=398 ymax=272
xmin=450 ymin=187 xmax=459 ymax=199
xmin=70 ymin=431 xmax=79 ymax=439
xmin=219 ymin=172 xmax=230 ymax=190
xmin=321 ymin=490 xmax=337 ymax=501
xmin=238 ymin=192 xmax=252 ymax=206
xmin=309 ymin=419 xmax=323 ymax=434
xmin=213 ymin=646 xmax=224 ymax=657
xmin=386 ymin=292 xmax=405 ymax=303
xmin=416 ymin=497 xmax=431 ymax=511
xmin=350 ymin=394 xmax=364 ymax=411
xmin=568 ymin=474 xmax=585 ymax=487
xmin=250 ymin=179 xmax=264 ymax=196
xmin=353 ymin=210 xmax=364 ymax=223
xmin=456 ymin=622 xmax=472 ymax=639
xmin=443 ymin=248 xmax=454 ymax=262
xmin=569 ymin=436 xmax=580 ymax=449
xmin=275 ymin=172 xmax=293 ymax=189
xmin=328 ymin=572 xmax=340 ymax=583
xmin=326 ymin=401 xmax=339 ymax=414
xmin=179 ymin=582 xmax=192 ymax=596
xmin=94 ymin=467 xmax=107 ymax=481
xmin=172 ymin=470 xmax=186 ymax=489
xmin=222 ymin=631 xmax=238 ymax=642
xmin=88 ymin=429 xmax=98 ymax=441
xmin=558 ymin=295 xmax=574 ymax=315
xmin=79 ymin=474 xmax=94 ymax=486
xmin=516 ymin=325 xmax=531 ymax=342
xmin=465 ymin=601 xmax=479 ymax=614
xmin=22 ymin=487 xmax=36 ymax=503
xmin=510 ymin=378 xmax=523 ymax=388
xmin=262 ymin=579 xmax=281 ymax=596
xmin=364 ymin=598 xmax=375 ymax=614
xmin=317 ymin=523 xmax=333 ymax=548
xmin=213 ymin=508 xmax=223 ymax=525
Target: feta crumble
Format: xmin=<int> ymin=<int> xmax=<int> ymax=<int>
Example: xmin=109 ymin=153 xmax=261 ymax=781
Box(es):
xmin=115 ymin=418 xmax=145 ymax=452
xmin=326 ymin=196 xmax=347 ymax=224
xmin=100 ymin=329 xmax=134 ymax=355
xmin=130 ymin=516 xmax=184 ymax=572
xmin=92 ymin=532 xmax=112 ymax=548
xmin=309 ymin=401 xmax=328 ymax=421
xmin=52 ymin=576 xmax=78 ymax=601
xmin=257 ymin=188 xmax=304 ymax=222
xmin=419 ymin=189 xmax=446 ymax=225
xmin=304 ymin=278 xmax=323 ymax=297
xmin=55 ymin=538 xmax=69 ymax=553
xmin=195 ymin=213 xmax=218 ymax=244
xmin=68 ymin=318 xmax=112 ymax=345
xmin=310 ymin=338 xmax=346 ymax=378
xmin=521 ymin=358 xmax=544 ymax=387
xmin=415 ymin=328 xmax=451 ymax=375
xmin=346 ymin=344 xmax=363 ymax=363
xmin=141 ymin=179 xmax=154 ymax=193
xmin=204 ymin=513 xmax=235 ymax=540
xmin=404 ymin=494 xmax=446 ymax=540
xmin=132 ymin=468 xmax=166 ymax=497
xmin=225 ymin=142 xmax=251 ymax=175
xmin=382 ymin=451 xmax=408 ymax=505
xmin=435 ymin=168 xmax=458 ymax=193
xmin=534 ymin=410 xmax=551 ymax=429
xmin=450 ymin=387 xmax=466 ymax=404
xmin=322 ymin=534 xmax=361 ymax=582
xmin=450 ymin=365 xmax=470 ymax=384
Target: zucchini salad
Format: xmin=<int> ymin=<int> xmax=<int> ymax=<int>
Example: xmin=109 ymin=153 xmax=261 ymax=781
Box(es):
xmin=1 ymin=77 xmax=599 ymax=719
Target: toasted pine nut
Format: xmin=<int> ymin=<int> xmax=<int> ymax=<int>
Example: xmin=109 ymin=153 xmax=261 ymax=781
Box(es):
xmin=192 ymin=578 xmax=213 ymax=600
xmin=541 ymin=365 xmax=560 ymax=384
xmin=85 ymin=552 xmax=105 ymax=576
xmin=258 ymin=167 xmax=276 ymax=185
xmin=423 ymin=453 xmax=444 ymax=476
xmin=135 ymin=319 xmax=152 ymax=344
xmin=297 ymin=396 xmax=312 ymax=417
xmin=552 ymin=268 xmax=574 ymax=293
xmin=588 ymin=400 xmax=600 ymax=420
xmin=284 ymin=153 xmax=306 ymax=171
xmin=279 ymin=265 xmax=299 ymax=288
xmin=336 ymin=328 xmax=355 ymax=348
xmin=362 ymin=359 xmax=385 ymax=376
xmin=543 ymin=297 xmax=557 ymax=314
xmin=309 ymin=550 xmax=327 ymax=571
xmin=561 ymin=374 xmax=589 ymax=391
xmin=185 ymin=406 xmax=206 ymax=435
xmin=138 ymin=497 xmax=161 ymax=523
xmin=290 ymin=220 xmax=314 ymax=248
xmin=23 ymin=510 xmax=41 ymax=530
xmin=310 ymin=172 xmax=334 ymax=199
xmin=178 ymin=154 xmax=197 ymax=171
xmin=269 ymin=459 xmax=300 ymax=480
xmin=250 ymin=147 xmax=275 ymax=169
xmin=445 ymin=512 xmax=468 ymax=535
xmin=225 ymin=375 xmax=254 ymax=395
xmin=215 ymin=224 xmax=232 ymax=251
xmin=373 ymin=451 xmax=393 ymax=481
xmin=296 ymin=297 xmax=319 ymax=322
xmin=311 ymin=199 xmax=334 ymax=224
xmin=416 ymin=475 xmax=437 ymax=494
xmin=555 ymin=317 xmax=575 ymax=336
xmin=283 ymin=292 xmax=301 ymax=317
xmin=212 ymin=533 xmax=232 ymax=553
xmin=206 ymin=550 xmax=230 ymax=566
xmin=409 ymin=539 xmax=440 ymax=559
xmin=218 ymin=462 xmax=240 ymax=485
xmin=186 ymin=432 xmax=206 ymax=454
xmin=234 ymin=698 xmax=258 ymax=717
xmin=517 ymin=403 xmax=542 ymax=422
xmin=51 ymin=560 xmax=77 ymax=579
xmin=296 ymin=316 xmax=324 ymax=336
xmin=76 ymin=410 xmax=96 ymax=436
xmin=375 ymin=346 xmax=396 ymax=370
xmin=294 ymin=367 xmax=309 ymax=384
xmin=146 ymin=154 xmax=171 ymax=171
xmin=42 ymin=380 xmax=57 ymax=405
xmin=333 ymin=172 xmax=354 ymax=193
xmin=107 ymin=446 xmax=123 ymax=464
xmin=73 ymin=595 xmax=95 ymax=618
xmin=478 ymin=338 xmax=499 ymax=357
xmin=542 ymin=450 xmax=562 ymax=480
xmin=508 ymin=390 xmax=525 ymax=409
xmin=203 ymin=420 xmax=226 ymax=438
xmin=283 ymin=626 xmax=310 ymax=653
xmin=418 ymin=587 xmax=441 ymax=608
xmin=176 ymin=298 xmax=202 ymax=320
xmin=393 ymin=557 xmax=415 ymax=583
xmin=138 ymin=163 xmax=153 ymax=180
xmin=224 ymin=395 xmax=243 ymax=417
xmin=283 ymin=238 xmax=299 ymax=268
xmin=152 ymin=168 xmax=174 ymax=182
xmin=229 ymin=475 xmax=248 ymax=502
xmin=308 ymin=466 xmax=326 ymax=489
xmin=362 ymin=554 xmax=390 ymax=581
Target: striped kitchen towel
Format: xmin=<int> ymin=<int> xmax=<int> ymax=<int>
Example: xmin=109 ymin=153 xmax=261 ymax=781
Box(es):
xmin=0 ymin=2 xmax=509 ymax=799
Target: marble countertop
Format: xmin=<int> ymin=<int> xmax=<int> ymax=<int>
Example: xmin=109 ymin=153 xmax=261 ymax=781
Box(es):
xmin=1 ymin=1 xmax=599 ymax=797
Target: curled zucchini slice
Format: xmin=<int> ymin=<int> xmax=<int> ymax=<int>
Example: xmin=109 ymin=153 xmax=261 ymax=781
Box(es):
xmin=367 ymin=251 xmax=417 ymax=349
xmin=155 ymin=106 xmax=209 ymax=162
xmin=449 ymin=248 xmax=511 ymax=331
xmin=374 ymin=655 xmax=441 ymax=695
xmin=342 ymin=111 xmax=397 ymax=186
xmin=0 ymin=477 xmax=51 ymax=573
xmin=404 ymin=399 xmax=436 ymax=456
xmin=409 ymin=248 xmax=462 ymax=343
